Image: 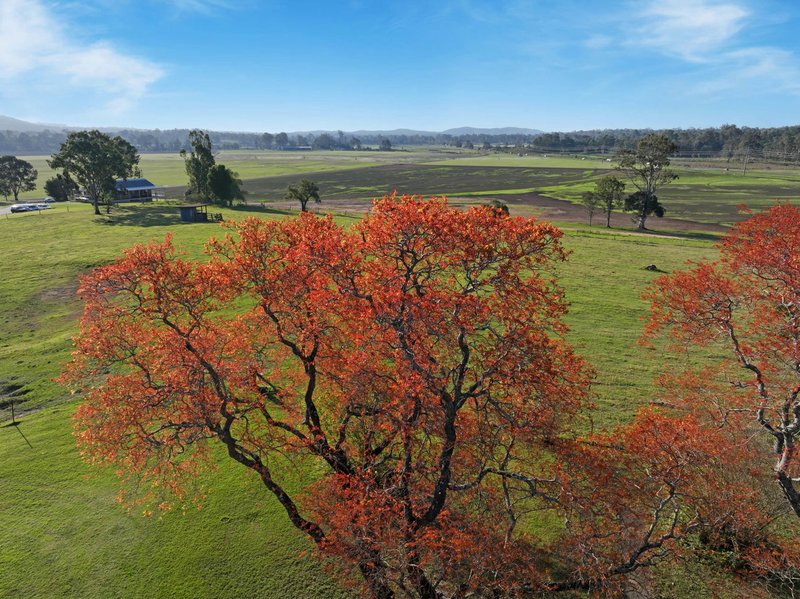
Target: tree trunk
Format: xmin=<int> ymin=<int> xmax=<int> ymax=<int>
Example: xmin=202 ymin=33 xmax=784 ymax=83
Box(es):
xmin=407 ymin=562 xmax=439 ymax=599
xmin=93 ymin=196 xmax=101 ymax=216
xmin=777 ymin=471 xmax=800 ymax=518
xmin=358 ymin=558 xmax=395 ymax=599
xmin=606 ymin=209 xmax=612 ymax=228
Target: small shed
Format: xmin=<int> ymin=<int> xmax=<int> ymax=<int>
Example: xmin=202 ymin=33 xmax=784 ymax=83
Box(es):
xmin=178 ymin=204 xmax=209 ymax=222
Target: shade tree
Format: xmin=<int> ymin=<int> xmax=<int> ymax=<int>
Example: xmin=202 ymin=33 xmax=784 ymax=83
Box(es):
xmin=49 ymin=131 xmax=140 ymax=215
xmin=615 ymin=134 xmax=677 ymax=229
xmin=285 ymin=179 xmax=320 ymax=212
xmin=624 ymin=190 xmax=665 ymax=224
xmin=180 ymin=129 xmax=215 ymax=202
xmin=593 ymin=175 xmax=626 ymax=228
xmin=44 ymin=173 xmax=79 ymax=201
xmin=207 ymin=164 xmax=244 ymax=206
xmin=581 ymin=190 xmax=602 ymax=226
xmin=0 ymin=155 xmax=38 ymax=201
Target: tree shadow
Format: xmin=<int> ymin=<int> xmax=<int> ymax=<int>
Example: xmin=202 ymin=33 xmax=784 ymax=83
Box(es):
xmin=642 ymin=229 xmax=725 ymax=242
xmin=93 ymin=203 xmax=295 ymax=227
xmin=95 ymin=204 xmax=188 ymax=227
xmin=2 ymin=421 xmax=33 ymax=448
xmin=230 ymin=204 xmax=293 ymax=217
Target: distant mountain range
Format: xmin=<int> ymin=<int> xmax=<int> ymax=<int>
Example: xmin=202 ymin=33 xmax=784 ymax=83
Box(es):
xmin=0 ymin=115 xmax=542 ymax=137
xmin=0 ymin=115 xmax=68 ymax=132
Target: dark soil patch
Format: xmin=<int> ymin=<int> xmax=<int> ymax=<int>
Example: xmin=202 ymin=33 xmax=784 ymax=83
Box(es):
xmin=258 ymin=190 xmax=729 ymax=237
xmin=496 ymin=192 xmax=730 ymax=234
xmin=0 ymin=381 xmax=29 ymax=410
xmin=165 ymin=163 xmax=598 ymax=202
xmin=170 ymin=162 xmax=728 ymax=234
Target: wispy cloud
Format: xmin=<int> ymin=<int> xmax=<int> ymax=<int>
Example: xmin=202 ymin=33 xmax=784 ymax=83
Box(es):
xmin=0 ymin=0 xmax=164 ymax=115
xmin=637 ymin=0 xmax=749 ymax=61
xmin=694 ymin=47 xmax=800 ymax=95
xmin=624 ymin=0 xmax=800 ymax=97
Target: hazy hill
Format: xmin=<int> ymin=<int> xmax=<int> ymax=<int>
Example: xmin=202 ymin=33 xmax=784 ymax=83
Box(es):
xmin=0 ymin=115 xmax=542 ymax=138
xmin=442 ymin=126 xmax=542 ymax=136
xmin=0 ymin=115 xmax=67 ymax=132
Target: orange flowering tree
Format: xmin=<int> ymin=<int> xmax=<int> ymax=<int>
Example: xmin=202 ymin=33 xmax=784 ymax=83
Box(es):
xmin=645 ymin=204 xmax=800 ymax=520
xmin=64 ymin=195 xmax=729 ymax=597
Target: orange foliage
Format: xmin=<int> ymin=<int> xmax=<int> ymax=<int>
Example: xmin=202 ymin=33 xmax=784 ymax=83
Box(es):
xmin=645 ymin=205 xmax=800 ymax=516
xmin=64 ymin=195 xmax=790 ymax=597
xmin=643 ymin=204 xmax=800 ymax=589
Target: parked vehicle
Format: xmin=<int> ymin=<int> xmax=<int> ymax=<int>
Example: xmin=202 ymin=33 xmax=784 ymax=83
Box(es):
xmin=9 ymin=203 xmax=51 ymax=212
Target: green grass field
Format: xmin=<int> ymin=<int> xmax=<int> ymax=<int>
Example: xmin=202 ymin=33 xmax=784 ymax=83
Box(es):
xmin=0 ymin=200 xmax=725 ymax=597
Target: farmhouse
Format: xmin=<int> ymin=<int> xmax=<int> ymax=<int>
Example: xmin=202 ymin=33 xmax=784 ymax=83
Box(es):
xmin=115 ymin=178 xmax=161 ymax=202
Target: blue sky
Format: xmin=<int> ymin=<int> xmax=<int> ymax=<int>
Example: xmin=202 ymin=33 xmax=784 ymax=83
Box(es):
xmin=1 ymin=0 xmax=799 ymax=132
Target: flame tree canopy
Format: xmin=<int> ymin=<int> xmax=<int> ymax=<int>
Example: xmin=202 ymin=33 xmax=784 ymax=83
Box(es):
xmin=646 ymin=204 xmax=800 ymax=520
xmin=64 ymin=195 xmax=787 ymax=597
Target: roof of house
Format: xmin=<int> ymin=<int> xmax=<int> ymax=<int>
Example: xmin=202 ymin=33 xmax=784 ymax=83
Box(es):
xmin=115 ymin=178 xmax=157 ymax=191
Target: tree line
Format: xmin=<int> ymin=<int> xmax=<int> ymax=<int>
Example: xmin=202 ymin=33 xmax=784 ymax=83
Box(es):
xmin=5 ymin=124 xmax=800 ymax=161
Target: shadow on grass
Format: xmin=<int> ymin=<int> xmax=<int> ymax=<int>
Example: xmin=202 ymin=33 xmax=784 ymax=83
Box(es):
xmin=2 ymin=421 xmax=33 ymax=448
xmin=94 ymin=203 xmax=296 ymax=227
xmin=94 ymin=204 xmax=185 ymax=227
xmin=230 ymin=204 xmax=293 ymax=217
xmin=642 ymin=229 xmax=725 ymax=242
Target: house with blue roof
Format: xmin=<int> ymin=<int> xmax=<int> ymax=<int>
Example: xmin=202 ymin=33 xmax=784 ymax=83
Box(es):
xmin=115 ymin=178 xmax=162 ymax=202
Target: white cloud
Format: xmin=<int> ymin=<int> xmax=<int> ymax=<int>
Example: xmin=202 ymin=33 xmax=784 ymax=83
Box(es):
xmin=637 ymin=0 xmax=749 ymax=61
xmin=0 ymin=0 xmax=164 ymax=114
xmin=625 ymin=0 xmax=800 ymax=97
xmin=694 ymin=47 xmax=800 ymax=95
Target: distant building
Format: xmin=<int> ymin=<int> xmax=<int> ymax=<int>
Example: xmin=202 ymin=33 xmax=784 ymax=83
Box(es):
xmin=115 ymin=178 xmax=161 ymax=202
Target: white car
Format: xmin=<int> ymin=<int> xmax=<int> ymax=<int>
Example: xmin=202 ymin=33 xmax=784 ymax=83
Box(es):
xmin=10 ymin=203 xmax=51 ymax=212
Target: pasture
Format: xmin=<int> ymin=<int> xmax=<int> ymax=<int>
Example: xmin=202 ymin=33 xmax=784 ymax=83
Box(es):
xmin=10 ymin=148 xmax=800 ymax=229
xmin=11 ymin=148 xmax=470 ymax=201
xmin=10 ymin=149 xmax=800 ymax=230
